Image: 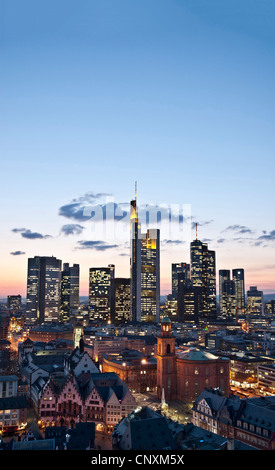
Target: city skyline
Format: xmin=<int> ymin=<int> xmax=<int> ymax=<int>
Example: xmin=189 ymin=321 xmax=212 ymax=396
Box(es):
xmin=2 ymin=1 xmax=275 ymax=298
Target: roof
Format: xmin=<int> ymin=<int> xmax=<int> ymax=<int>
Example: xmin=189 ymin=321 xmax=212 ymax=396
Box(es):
xmin=0 ymin=375 xmax=18 ymax=382
xmin=12 ymin=438 xmax=55 ymax=451
xmin=161 ymin=317 xmax=171 ymax=324
xmin=114 ymin=407 xmax=178 ymax=450
xmin=176 ymin=348 xmax=220 ymax=361
xmin=0 ymin=395 xmax=28 ymax=410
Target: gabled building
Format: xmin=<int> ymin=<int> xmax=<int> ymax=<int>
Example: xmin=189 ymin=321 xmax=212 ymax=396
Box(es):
xmin=37 ymin=371 xmax=136 ymax=433
xmin=192 ymin=388 xmax=275 ymax=450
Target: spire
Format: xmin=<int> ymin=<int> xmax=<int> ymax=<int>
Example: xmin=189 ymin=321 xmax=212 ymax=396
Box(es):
xmin=135 ymin=181 xmax=137 ymax=202
xmin=196 ymin=222 xmax=198 ymax=240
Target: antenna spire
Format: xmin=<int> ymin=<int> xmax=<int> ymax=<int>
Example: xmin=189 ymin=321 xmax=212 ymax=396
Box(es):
xmin=135 ymin=181 xmax=137 ymax=202
xmin=196 ymin=222 xmax=198 ymax=240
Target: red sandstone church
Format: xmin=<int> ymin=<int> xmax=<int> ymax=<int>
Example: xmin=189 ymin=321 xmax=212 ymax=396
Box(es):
xmin=157 ymin=317 xmax=230 ymax=402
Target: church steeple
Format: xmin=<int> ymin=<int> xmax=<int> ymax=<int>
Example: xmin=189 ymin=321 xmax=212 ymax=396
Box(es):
xmin=156 ymin=317 xmax=177 ymax=402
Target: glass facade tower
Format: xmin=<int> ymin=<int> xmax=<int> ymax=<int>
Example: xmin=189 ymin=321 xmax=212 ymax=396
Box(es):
xmin=89 ymin=265 xmax=115 ymax=322
xmin=140 ymin=228 xmax=160 ymax=323
xmin=26 ymin=256 xmax=62 ymax=324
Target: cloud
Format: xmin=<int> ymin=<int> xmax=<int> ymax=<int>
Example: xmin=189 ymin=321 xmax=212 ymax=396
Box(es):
xmin=58 ymin=192 xmax=113 ymax=222
xmin=223 ymin=224 xmax=253 ymax=234
xmin=12 ymin=228 xmax=52 ymax=239
xmin=60 ymin=224 xmax=85 ymax=236
xmin=10 ymin=250 xmax=26 ymax=256
xmin=59 ymin=193 xmax=191 ymax=229
xmin=76 ymin=240 xmax=119 ymax=251
xmin=162 ymin=239 xmax=185 ymax=245
xmin=191 ymin=220 xmax=214 ymax=230
xmin=256 ymin=229 xmax=275 ymax=245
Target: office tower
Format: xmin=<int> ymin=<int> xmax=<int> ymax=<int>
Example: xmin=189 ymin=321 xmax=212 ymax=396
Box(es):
xmin=26 ymin=256 xmax=62 ymax=324
xmin=171 ymin=263 xmax=190 ymax=300
xmin=219 ymin=269 xmax=237 ymax=321
xmin=190 ymin=239 xmax=203 ymax=288
xmin=113 ymin=278 xmax=131 ymax=324
xmin=232 ymin=269 xmax=245 ymax=317
xmin=247 ymin=286 xmax=263 ymax=315
xmin=140 ymin=228 xmax=160 ymax=323
xmin=221 ymin=279 xmax=236 ymax=320
xmin=89 ymin=265 xmax=115 ymax=322
xmin=202 ymin=246 xmax=216 ymax=319
xmin=60 ymin=263 xmax=80 ymax=322
xmin=190 ymin=238 xmax=217 ymax=320
xmin=130 ymin=190 xmax=141 ymax=322
xmin=177 ymin=280 xmax=202 ymax=324
xmin=7 ymin=295 xmax=21 ymax=313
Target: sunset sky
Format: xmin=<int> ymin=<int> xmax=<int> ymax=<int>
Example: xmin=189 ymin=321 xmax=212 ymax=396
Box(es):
xmin=1 ymin=0 xmax=275 ymax=298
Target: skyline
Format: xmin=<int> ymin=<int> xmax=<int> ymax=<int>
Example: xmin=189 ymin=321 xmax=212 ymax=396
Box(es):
xmin=2 ymin=0 xmax=275 ymax=298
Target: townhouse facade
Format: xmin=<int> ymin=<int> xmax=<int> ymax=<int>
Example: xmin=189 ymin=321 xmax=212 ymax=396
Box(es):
xmin=38 ymin=371 xmax=136 ymax=433
xmin=192 ymin=388 xmax=275 ymax=450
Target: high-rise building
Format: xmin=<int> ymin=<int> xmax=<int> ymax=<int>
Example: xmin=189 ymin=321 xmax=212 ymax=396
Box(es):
xmin=60 ymin=263 xmax=79 ymax=321
xmin=177 ymin=281 xmax=202 ymax=324
xmin=130 ymin=186 xmax=160 ymax=323
xmin=232 ymin=269 xmax=245 ymax=318
xmin=247 ymin=286 xmax=263 ymax=315
xmin=171 ymin=263 xmax=190 ymax=300
xmin=190 ymin=238 xmax=217 ymax=320
xmin=89 ymin=265 xmax=115 ymax=322
xmin=130 ymin=193 xmax=141 ymax=322
xmin=221 ymin=279 xmax=236 ymax=320
xmin=113 ymin=278 xmax=131 ymax=324
xmin=26 ymin=256 xmax=62 ymax=324
xmin=218 ymin=269 xmax=237 ymax=320
xmin=7 ymin=295 xmax=21 ymax=313
xmin=140 ymin=228 xmax=160 ymax=323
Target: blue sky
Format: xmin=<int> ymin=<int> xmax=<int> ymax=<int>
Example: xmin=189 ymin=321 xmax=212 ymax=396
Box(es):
xmin=1 ymin=0 xmax=275 ymax=296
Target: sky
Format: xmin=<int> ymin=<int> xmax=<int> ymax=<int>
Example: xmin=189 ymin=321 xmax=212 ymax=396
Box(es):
xmin=1 ymin=0 xmax=275 ymax=298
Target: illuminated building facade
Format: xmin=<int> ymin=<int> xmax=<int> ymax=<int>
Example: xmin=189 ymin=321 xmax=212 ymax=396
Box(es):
xmin=171 ymin=263 xmax=190 ymax=300
xmin=38 ymin=371 xmax=136 ymax=433
xmin=60 ymin=263 xmax=80 ymax=322
xmin=130 ymin=196 xmax=141 ymax=322
xmin=232 ymin=269 xmax=245 ymax=318
xmin=7 ymin=295 xmax=21 ymax=313
xmin=89 ymin=265 xmax=115 ymax=322
xmin=219 ymin=269 xmax=236 ymax=320
xmin=177 ymin=282 xmax=202 ymax=324
xmin=190 ymin=239 xmax=217 ymax=321
xmin=140 ymin=228 xmax=160 ymax=323
xmin=157 ymin=317 xmax=230 ymax=403
xmin=26 ymin=256 xmax=62 ymax=324
xmin=247 ymin=286 xmax=263 ymax=315
xmin=101 ymin=349 xmax=157 ymax=393
xmin=113 ymin=278 xmax=131 ymax=324
xmin=130 ymin=188 xmax=160 ymax=323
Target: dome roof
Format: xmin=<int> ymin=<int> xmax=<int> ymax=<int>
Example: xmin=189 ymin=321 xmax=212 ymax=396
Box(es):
xmin=161 ymin=316 xmax=171 ymax=324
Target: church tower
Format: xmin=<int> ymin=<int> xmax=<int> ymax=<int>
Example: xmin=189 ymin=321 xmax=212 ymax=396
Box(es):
xmin=157 ymin=317 xmax=177 ymax=401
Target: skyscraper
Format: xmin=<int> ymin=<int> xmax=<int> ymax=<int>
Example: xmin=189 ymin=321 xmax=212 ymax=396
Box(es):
xmin=247 ymin=286 xmax=263 ymax=315
xmin=7 ymin=295 xmax=21 ymax=313
xmin=171 ymin=263 xmax=190 ymax=300
xmin=140 ymin=228 xmax=160 ymax=323
xmin=130 ymin=189 xmax=141 ymax=322
xmin=60 ymin=263 xmax=79 ymax=321
xmin=219 ymin=270 xmax=236 ymax=320
xmin=232 ymin=268 xmax=245 ymax=318
xmin=89 ymin=265 xmax=115 ymax=322
xmin=219 ymin=269 xmax=230 ymax=317
xmin=190 ymin=238 xmax=217 ymax=320
xmin=26 ymin=256 xmax=62 ymax=324
xmin=113 ymin=278 xmax=131 ymax=324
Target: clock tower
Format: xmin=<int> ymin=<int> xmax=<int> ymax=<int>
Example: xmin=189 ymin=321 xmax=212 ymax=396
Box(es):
xmin=157 ymin=317 xmax=177 ymax=401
